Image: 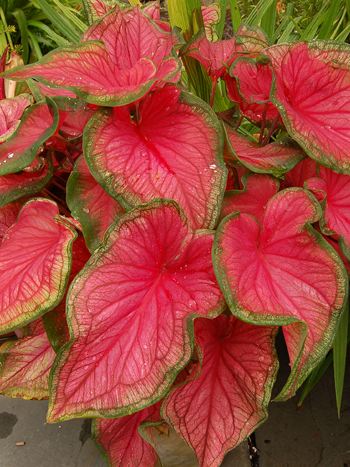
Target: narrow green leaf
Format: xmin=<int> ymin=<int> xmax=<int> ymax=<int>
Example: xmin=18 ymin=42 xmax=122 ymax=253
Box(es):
xmin=260 ymin=0 xmax=277 ymax=41
xmin=318 ymin=0 xmax=342 ymax=40
xmin=27 ymin=20 xmax=70 ymax=47
xmin=216 ymin=0 xmax=227 ymax=39
xmin=298 ymin=352 xmax=333 ymax=407
xmin=333 ymin=299 xmax=349 ymax=417
xmin=228 ymin=0 xmax=241 ymax=32
xmin=35 ymin=0 xmax=81 ymax=42
xmin=12 ymin=9 xmax=29 ymax=63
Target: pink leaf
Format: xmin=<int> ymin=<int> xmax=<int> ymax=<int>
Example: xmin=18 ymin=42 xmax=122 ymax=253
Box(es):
xmin=281 ymin=158 xmax=318 ymax=188
xmin=94 ymin=404 xmax=160 ymax=466
xmin=0 ymin=101 xmax=58 ymax=175
xmin=225 ymin=58 xmax=281 ymax=125
xmin=6 ymin=7 xmax=180 ymax=106
xmin=0 ymin=94 xmax=32 ymax=142
xmin=163 ymin=316 xmax=278 ymax=467
xmin=0 ymin=156 xmax=53 ymax=206
xmin=0 ymin=319 xmax=55 ymax=399
xmin=221 ymin=174 xmax=279 ymax=222
xmin=214 ymin=188 xmax=347 ymax=400
xmin=67 ymin=156 xmax=124 ymax=252
xmin=235 ymin=25 xmax=269 ymax=55
xmin=267 ymin=42 xmax=350 ymax=173
xmin=184 ymin=32 xmax=238 ymax=79
xmin=85 ymin=86 xmax=226 ymax=230
xmin=0 ymin=198 xmax=76 ymax=335
xmin=305 ymin=166 xmax=350 ymax=257
xmin=201 ymin=4 xmax=220 ymax=41
xmin=48 ymin=201 xmax=224 ymax=422
xmin=43 ymin=236 xmax=90 ymax=352
xmin=0 ymin=202 xmax=21 ymax=242
xmin=225 ymin=125 xmax=303 ymax=175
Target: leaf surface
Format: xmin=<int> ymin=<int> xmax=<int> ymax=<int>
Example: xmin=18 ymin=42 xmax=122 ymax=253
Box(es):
xmin=0 ymin=95 xmax=32 ymax=142
xmin=163 ymin=316 xmax=278 ymax=467
xmin=94 ymin=404 xmax=160 ymax=466
xmin=85 ymin=86 xmax=226 ymax=230
xmin=0 ymin=157 xmax=53 ymax=206
xmin=48 ymin=201 xmax=224 ymax=422
xmin=225 ymin=125 xmax=303 ymax=175
xmin=67 ymin=156 xmax=123 ymax=251
xmin=0 ymin=320 xmax=55 ymax=399
xmin=214 ymin=189 xmax=347 ymax=399
xmin=6 ymin=7 xmax=180 ymax=106
xmin=0 ymin=102 xmax=58 ymax=175
xmin=0 ymin=199 xmax=76 ymax=335
xmin=221 ymin=174 xmax=279 ymax=221
xmin=267 ymin=42 xmax=350 ymax=173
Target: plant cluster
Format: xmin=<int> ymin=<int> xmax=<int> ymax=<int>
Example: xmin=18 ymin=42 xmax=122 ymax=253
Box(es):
xmin=0 ymin=1 xmax=349 ymax=466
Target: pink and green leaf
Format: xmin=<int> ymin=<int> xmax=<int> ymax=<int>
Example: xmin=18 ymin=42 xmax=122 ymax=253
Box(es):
xmin=85 ymin=86 xmax=226 ymax=230
xmin=267 ymin=42 xmax=350 ymax=174
xmin=225 ymin=125 xmax=304 ymax=176
xmin=225 ymin=57 xmax=281 ymax=125
xmin=0 ymin=156 xmax=53 ymax=207
xmin=0 ymin=94 xmax=32 ymax=143
xmin=184 ymin=32 xmax=238 ymax=79
xmin=0 ymin=198 xmax=76 ymax=335
xmin=0 ymin=319 xmax=55 ymax=399
xmin=43 ymin=236 xmax=90 ymax=353
xmin=93 ymin=404 xmax=160 ymax=467
xmin=163 ymin=315 xmax=278 ymax=467
xmin=48 ymin=201 xmax=224 ymax=422
xmin=67 ymin=156 xmax=124 ymax=252
xmin=305 ymin=166 xmax=350 ymax=258
xmin=214 ymin=188 xmax=348 ymax=400
xmin=221 ymin=174 xmax=279 ymax=221
xmin=5 ymin=7 xmax=180 ymax=107
xmin=0 ymin=100 xmax=59 ymax=175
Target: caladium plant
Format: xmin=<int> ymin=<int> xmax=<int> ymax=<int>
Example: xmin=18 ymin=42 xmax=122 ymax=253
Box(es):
xmin=0 ymin=1 xmax=349 ymax=466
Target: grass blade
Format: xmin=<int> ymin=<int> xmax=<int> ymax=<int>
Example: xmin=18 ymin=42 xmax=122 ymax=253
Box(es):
xmin=333 ymin=299 xmax=349 ymax=417
xmin=12 ymin=9 xmax=29 ymax=63
xmin=228 ymin=0 xmax=241 ymax=32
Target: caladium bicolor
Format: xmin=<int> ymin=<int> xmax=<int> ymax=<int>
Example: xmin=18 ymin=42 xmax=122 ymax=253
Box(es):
xmin=5 ymin=6 xmax=180 ymax=106
xmin=225 ymin=124 xmax=304 ymax=176
xmin=184 ymin=32 xmax=238 ymax=80
xmin=226 ymin=57 xmax=281 ymax=126
xmin=0 ymin=156 xmax=53 ymax=207
xmin=163 ymin=315 xmax=278 ymax=467
xmin=0 ymin=198 xmax=76 ymax=335
xmin=214 ymin=188 xmax=347 ymax=399
xmin=93 ymin=404 xmax=160 ymax=466
xmin=0 ymin=100 xmax=58 ymax=175
xmin=267 ymin=42 xmax=350 ymax=173
xmin=221 ymin=174 xmax=279 ymax=221
xmin=67 ymin=155 xmax=124 ymax=252
xmin=0 ymin=319 xmax=55 ymax=399
xmin=48 ymin=201 xmax=224 ymax=422
xmin=304 ymin=167 xmax=350 ymax=258
xmin=84 ymin=86 xmax=226 ymax=230
xmin=0 ymin=94 xmax=32 ymax=142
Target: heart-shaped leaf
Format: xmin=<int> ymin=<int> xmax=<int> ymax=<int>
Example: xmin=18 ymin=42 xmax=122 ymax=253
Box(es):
xmin=221 ymin=174 xmax=279 ymax=221
xmin=48 ymin=201 xmax=224 ymax=422
xmin=305 ymin=167 xmax=350 ymax=258
xmin=0 ymin=94 xmax=32 ymax=142
xmin=267 ymin=42 xmax=350 ymax=173
xmin=6 ymin=7 xmax=180 ymax=106
xmin=93 ymin=404 xmax=160 ymax=466
xmin=0 ymin=101 xmax=58 ymax=175
xmin=0 ymin=320 xmax=55 ymax=399
xmin=163 ymin=315 xmax=278 ymax=467
xmin=225 ymin=124 xmax=304 ymax=176
xmin=214 ymin=188 xmax=347 ymax=399
xmin=0 ymin=199 xmax=76 ymax=335
xmin=85 ymin=86 xmax=226 ymax=230
xmin=67 ymin=156 xmax=124 ymax=252
xmin=0 ymin=157 xmax=53 ymax=207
